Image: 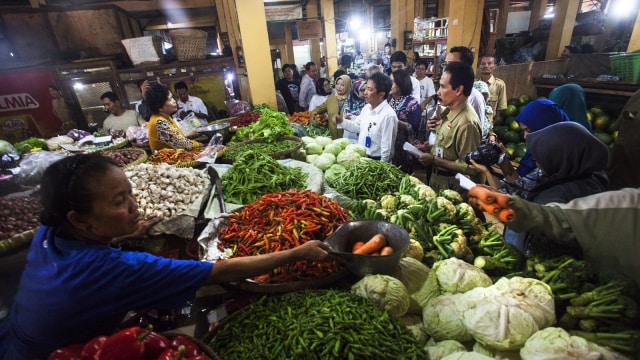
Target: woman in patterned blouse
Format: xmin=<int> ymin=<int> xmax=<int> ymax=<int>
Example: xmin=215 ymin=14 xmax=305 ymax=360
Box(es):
xmin=146 ymin=84 xmax=202 ymax=151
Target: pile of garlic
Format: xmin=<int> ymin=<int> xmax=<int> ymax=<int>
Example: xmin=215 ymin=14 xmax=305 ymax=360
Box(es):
xmin=125 ymin=163 xmax=209 ymax=218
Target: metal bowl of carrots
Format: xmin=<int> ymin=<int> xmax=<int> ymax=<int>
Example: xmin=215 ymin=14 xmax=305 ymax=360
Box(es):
xmin=323 ymin=220 xmax=410 ymax=277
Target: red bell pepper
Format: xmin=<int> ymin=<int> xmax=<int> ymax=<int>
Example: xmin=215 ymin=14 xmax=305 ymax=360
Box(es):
xmin=48 ymin=344 xmax=84 ymax=360
xmin=168 ymin=335 xmax=202 ymax=358
xmin=142 ymin=328 xmax=170 ymax=360
xmin=96 ymin=326 xmax=150 ymax=360
xmin=80 ymin=335 xmax=107 ymax=360
xmin=157 ymin=345 xmax=185 ymax=360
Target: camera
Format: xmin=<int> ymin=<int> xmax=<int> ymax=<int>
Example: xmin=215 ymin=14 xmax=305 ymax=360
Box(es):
xmin=465 ymin=142 xmax=505 ymax=167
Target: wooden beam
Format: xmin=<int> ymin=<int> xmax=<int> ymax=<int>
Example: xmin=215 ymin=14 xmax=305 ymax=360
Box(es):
xmin=446 ymin=0 xmax=485 ymax=68
xmin=495 ymin=0 xmax=509 ymax=38
xmin=628 ymin=6 xmax=640 ymax=51
xmin=529 ymin=0 xmax=548 ymax=32
xmin=545 ymin=0 xmax=580 ymax=60
xmin=321 ymin=0 xmax=337 ymax=77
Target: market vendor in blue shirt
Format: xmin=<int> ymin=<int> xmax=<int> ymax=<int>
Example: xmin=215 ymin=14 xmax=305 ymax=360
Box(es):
xmin=0 ymin=154 xmax=332 ymax=360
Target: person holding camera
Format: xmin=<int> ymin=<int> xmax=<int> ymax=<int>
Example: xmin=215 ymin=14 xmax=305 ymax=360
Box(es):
xmin=417 ymin=62 xmax=484 ymax=192
xmin=471 ymin=122 xmax=609 ymax=257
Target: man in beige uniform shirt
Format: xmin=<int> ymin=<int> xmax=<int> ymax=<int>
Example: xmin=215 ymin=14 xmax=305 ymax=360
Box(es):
xmin=477 ymin=54 xmax=507 ymax=124
xmin=417 ymin=62 xmax=484 ymax=192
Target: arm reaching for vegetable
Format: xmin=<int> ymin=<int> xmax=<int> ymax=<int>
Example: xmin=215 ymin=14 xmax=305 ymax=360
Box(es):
xmin=206 ymin=240 xmax=333 ymax=284
xmin=469 ymin=186 xmax=640 ymax=287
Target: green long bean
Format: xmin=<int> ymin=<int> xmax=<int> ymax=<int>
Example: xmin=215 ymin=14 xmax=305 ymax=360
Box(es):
xmin=209 ymin=289 xmax=425 ymax=360
xmin=328 ymin=159 xmax=405 ymax=200
xmin=221 ymin=151 xmax=307 ymax=204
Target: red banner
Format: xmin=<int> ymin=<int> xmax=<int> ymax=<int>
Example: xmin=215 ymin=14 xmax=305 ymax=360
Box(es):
xmin=0 ymin=69 xmax=63 ymax=142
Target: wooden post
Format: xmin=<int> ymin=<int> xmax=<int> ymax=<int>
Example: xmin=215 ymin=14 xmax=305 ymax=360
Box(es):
xmin=627 ymin=7 xmax=640 ymax=51
xmin=446 ymin=0 xmax=485 ymax=68
xmin=284 ymin=23 xmax=295 ymax=65
xmin=390 ymin=0 xmax=416 ymax=56
xmin=439 ymin=0 xmax=448 ymax=18
xmin=544 ymin=0 xmax=580 ymax=60
xmin=321 ymin=0 xmax=338 ymax=78
xmin=529 ymin=0 xmax=548 ymax=32
xmin=495 ymin=0 xmax=509 ymax=39
xmin=234 ymin=0 xmax=276 ymax=107
xmin=306 ymin=0 xmax=321 ymax=64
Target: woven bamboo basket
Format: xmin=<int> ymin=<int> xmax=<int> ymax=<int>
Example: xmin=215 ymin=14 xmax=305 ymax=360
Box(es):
xmin=169 ymin=29 xmax=208 ymax=61
xmin=100 ymin=148 xmax=148 ymax=168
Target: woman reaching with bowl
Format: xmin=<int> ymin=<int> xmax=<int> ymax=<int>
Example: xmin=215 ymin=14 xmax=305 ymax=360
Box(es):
xmin=0 ymin=154 xmax=332 ymax=359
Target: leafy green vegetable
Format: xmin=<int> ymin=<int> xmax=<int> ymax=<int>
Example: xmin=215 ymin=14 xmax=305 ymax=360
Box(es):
xmin=229 ymin=108 xmax=293 ymax=144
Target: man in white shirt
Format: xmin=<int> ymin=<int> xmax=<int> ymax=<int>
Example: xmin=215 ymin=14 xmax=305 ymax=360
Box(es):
xmin=414 ymin=59 xmax=436 ymax=110
xmin=389 ymin=51 xmax=421 ymax=101
xmin=298 ymin=61 xmax=318 ymax=110
xmin=173 ymin=81 xmax=209 ymax=125
xmin=100 ymin=91 xmax=144 ymax=132
xmin=336 ymin=72 xmax=398 ymax=162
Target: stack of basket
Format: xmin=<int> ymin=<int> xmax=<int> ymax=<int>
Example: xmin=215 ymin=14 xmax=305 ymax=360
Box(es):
xmin=169 ymin=29 xmax=208 ymax=61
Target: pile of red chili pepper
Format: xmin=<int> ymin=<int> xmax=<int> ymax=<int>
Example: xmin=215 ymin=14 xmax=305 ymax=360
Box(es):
xmin=229 ymin=111 xmax=260 ymax=128
xmin=48 ymin=325 xmax=211 ymax=360
xmin=147 ymin=148 xmax=203 ymax=167
xmin=218 ymin=189 xmax=351 ymax=283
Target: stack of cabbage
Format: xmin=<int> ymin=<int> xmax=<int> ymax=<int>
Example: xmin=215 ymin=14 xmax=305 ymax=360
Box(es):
xmin=295 ymin=136 xmax=366 ymax=183
xmin=350 ymin=257 xmax=634 ymax=359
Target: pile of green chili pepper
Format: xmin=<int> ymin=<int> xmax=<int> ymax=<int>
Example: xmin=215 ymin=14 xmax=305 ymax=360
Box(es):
xmin=327 ymin=159 xmax=406 ymax=201
xmin=218 ymin=190 xmax=350 ymax=283
xmin=221 ymin=152 xmax=307 ymax=205
xmin=210 ymin=289 xmax=426 ymax=359
xmin=222 ymin=140 xmax=298 ymax=161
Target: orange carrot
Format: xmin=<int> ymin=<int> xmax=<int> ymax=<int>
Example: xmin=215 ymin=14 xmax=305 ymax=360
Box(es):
xmin=480 ymin=202 xmax=501 ymax=215
xmin=494 ymin=193 xmax=514 ymax=208
xmin=353 ymin=234 xmax=387 ymax=255
xmin=371 ymin=251 xmax=380 ymax=256
xmin=468 ymin=186 xmax=496 ymax=204
xmin=379 ymin=246 xmax=394 ymax=256
xmin=498 ymin=208 xmax=516 ymax=223
xmin=351 ymin=241 xmax=365 ymax=253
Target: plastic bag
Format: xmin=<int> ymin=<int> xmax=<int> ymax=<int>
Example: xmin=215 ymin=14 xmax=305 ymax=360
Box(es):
xmin=126 ymin=126 xmax=149 ymax=145
xmin=225 ymin=99 xmax=251 ymax=116
xmin=17 ymin=151 xmax=66 ymax=185
xmin=0 ymin=141 xmax=20 ymax=170
xmin=177 ymin=118 xmax=198 ymax=137
xmin=66 ymin=129 xmax=91 ymax=141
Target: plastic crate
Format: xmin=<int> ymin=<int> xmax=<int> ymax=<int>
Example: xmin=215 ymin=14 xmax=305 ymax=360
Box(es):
xmin=610 ymin=50 xmax=640 ymax=82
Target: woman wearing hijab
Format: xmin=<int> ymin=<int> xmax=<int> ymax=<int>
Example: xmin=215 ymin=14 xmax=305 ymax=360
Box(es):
xmin=308 ymin=77 xmax=332 ymax=111
xmin=507 ymin=122 xmax=608 ymax=256
xmin=493 ymin=99 xmax=570 ymax=196
xmin=389 ymin=69 xmax=422 ymax=173
xmin=311 ymin=74 xmax=351 ymax=139
xmin=342 ymin=79 xmax=367 ymax=142
xmin=548 ymin=83 xmax=591 ymax=131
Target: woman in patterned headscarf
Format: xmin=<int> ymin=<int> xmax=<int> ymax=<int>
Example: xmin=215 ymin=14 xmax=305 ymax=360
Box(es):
xmin=311 ymin=74 xmax=351 ymax=139
xmin=342 ymin=79 xmax=367 ymax=142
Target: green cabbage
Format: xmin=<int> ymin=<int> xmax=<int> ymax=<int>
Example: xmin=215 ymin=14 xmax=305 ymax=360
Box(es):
xmin=351 ymin=274 xmax=410 ymax=318
xmin=324 ymin=163 xmax=346 ymax=184
xmin=345 ymin=143 xmax=366 ymax=157
xmin=0 ymin=140 xmax=15 ymax=155
xmin=422 ymin=292 xmax=474 ymax=342
xmin=322 ymin=143 xmax=342 ymax=156
xmin=393 ymin=257 xmax=430 ymax=294
xmin=441 ymin=351 xmax=495 ymax=360
xmin=314 ymin=136 xmax=333 ymax=148
xmin=520 ymin=327 xmax=601 ymax=360
xmin=332 ymin=137 xmax=353 ymax=149
xmin=336 ymin=149 xmax=361 ymax=169
xmin=311 ymin=153 xmax=336 ymax=171
xmin=425 ymin=339 xmax=467 ymax=360
xmin=412 ymin=258 xmax=492 ymax=308
xmin=305 ymin=142 xmax=323 ymax=155
xmin=300 ymin=136 xmax=316 ymax=145
xmin=306 ymin=154 xmax=319 ymax=163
